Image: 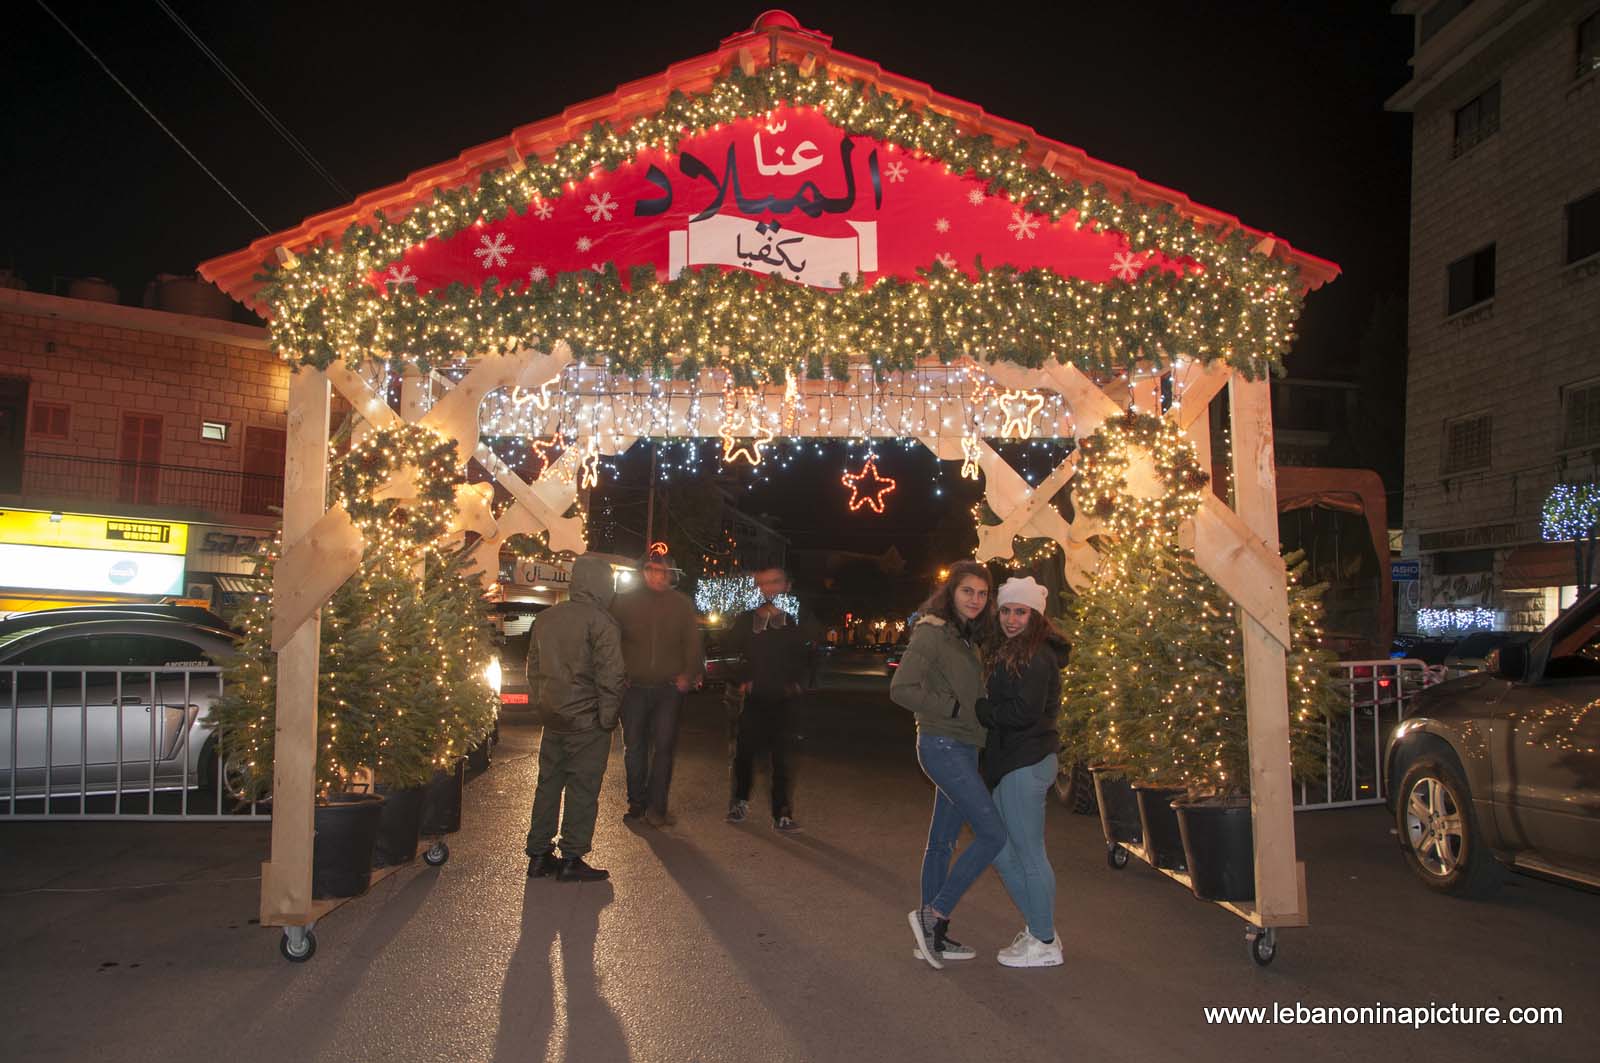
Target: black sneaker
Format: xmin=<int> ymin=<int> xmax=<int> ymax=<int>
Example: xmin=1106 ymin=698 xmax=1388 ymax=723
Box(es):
xmin=924 ymin=918 xmax=976 ymax=961
xmin=773 ymin=815 xmax=802 ymax=833
xmin=726 ymin=800 xmax=750 ymax=823
xmin=557 ymin=856 xmax=610 ymax=882
xmin=527 ymin=852 xmax=560 ymax=878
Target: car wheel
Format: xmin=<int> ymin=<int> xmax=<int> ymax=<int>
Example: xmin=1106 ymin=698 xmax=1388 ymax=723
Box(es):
xmin=1395 ymin=755 xmax=1503 ymax=897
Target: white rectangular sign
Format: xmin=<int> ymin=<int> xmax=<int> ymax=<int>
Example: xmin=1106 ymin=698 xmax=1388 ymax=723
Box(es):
xmin=668 ymin=215 xmax=878 ymax=289
xmin=0 ymin=543 xmax=187 ymax=596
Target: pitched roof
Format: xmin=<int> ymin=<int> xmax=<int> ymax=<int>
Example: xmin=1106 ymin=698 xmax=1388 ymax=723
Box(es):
xmin=198 ymin=11 xmax=1338 ymax=314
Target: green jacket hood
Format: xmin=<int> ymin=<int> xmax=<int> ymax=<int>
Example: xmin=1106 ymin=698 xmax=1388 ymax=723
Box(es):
xmin=569 ymin=555 xmax=614 ymax=608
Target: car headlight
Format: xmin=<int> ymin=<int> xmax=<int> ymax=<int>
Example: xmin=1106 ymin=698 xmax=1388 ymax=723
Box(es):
xmin=484 ymin=658 xmax=503 ymax=694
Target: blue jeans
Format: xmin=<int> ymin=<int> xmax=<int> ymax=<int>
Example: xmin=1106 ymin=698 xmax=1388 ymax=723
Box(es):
xmin=916 ymin=735 xmax=1009 ymax=918
xmin=991 ymin=753 xmax=1058 ymax=941
xmin=621 ymin=683 xmax=682 ymax=813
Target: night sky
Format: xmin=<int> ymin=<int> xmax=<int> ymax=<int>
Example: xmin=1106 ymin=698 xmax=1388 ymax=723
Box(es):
xmin=5 ymin=1 xmax=1416 ymax=571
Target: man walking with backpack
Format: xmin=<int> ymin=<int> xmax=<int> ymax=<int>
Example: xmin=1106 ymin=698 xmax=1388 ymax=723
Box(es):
xmin=525 ymin=554 xmax=625 ymax=882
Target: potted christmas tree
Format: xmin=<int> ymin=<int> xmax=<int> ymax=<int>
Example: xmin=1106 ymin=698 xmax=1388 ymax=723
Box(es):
xmin=209 ymin=548 xmax=388 ymax=899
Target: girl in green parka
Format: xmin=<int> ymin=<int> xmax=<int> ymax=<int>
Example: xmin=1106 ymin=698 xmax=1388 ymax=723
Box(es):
xmin=890 ymin=561 xmax=1008 ymax=970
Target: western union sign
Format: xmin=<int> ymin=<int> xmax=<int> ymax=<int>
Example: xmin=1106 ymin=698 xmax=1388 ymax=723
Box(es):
xmin=0 ymin=510 xmax=189 ymax=556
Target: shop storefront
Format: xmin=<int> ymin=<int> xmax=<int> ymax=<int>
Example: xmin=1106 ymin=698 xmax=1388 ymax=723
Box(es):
xmin=0 ymin=508 xmax=188 ymax=612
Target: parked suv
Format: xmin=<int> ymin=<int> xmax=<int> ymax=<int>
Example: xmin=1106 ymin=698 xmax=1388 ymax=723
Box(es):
xmin=1384 ymin=587 xmax=1600 ymax=895
xmin=0 ymin=606 xmax=238 ymax=801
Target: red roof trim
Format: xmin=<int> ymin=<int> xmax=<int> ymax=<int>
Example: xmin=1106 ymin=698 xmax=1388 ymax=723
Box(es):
xmin=199 ymin=18 xmax=1338 ymax=314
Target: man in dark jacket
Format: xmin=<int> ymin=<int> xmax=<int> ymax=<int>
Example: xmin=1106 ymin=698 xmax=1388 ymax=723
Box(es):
xmin=724 ymin=563 xmax=815 ymax=832
xmin=525 ymin=554 xmax=625 ymax=882
xmin=610 ymin=552 xmax=703 ymax=827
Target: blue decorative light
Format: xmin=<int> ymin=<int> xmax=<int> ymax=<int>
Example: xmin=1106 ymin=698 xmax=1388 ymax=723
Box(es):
xmin=1416 ymin=607 xmax=1496 ymax=634
xmin=1542 ymin=483 xmax=1600 ymax=543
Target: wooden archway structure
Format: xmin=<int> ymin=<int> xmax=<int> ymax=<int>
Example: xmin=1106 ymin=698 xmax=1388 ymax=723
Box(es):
xmin=201 ymin=11 xmax=1336 ymax=949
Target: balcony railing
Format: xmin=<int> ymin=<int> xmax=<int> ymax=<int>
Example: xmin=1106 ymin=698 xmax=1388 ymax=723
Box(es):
xmin=18 ymin=451 xmax=284 ymax=517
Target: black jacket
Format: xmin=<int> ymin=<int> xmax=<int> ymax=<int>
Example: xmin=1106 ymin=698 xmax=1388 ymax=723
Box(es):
xmin=977 ymin=636 xmax=1070 ymax=789
xmin=725 ymin=604 xmax=815 ymax=700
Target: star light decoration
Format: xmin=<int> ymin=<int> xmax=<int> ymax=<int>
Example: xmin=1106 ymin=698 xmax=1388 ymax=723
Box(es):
xmin=579 ymin=436 xmax=602 ymax=489
xmin=720 ymin=385 xmax=775 ymax=466
xmin=841 ymin=456 xmax=897 ymax=514
xmin=960 ymin=434 xmax=982 ymax=480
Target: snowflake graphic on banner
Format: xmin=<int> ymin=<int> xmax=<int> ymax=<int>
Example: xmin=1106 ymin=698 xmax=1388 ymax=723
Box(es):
xmin=1006 ymin=211 xmax=1040 ymax=241
xmin=474 ymin=232 xmax=514 ymax=270
xmin=967 ymin=188 xmax=986 ymax=207
xmin=532 ymin=200 xmax=554 ymax=221
xmin=935 ymin=252 xmax=957 ymax=269
xmin=384 ymin=264 xmax=417 ymax=289
xmin=1109 ymin=251 xmax=1144 ymax=282
xmin=584 ymin=192 xmax=618 ymax=222
xmin=575 ymin=236 xmax=593 ymax=253
xmin=884 ymin=160 xmax=908 ymax=183
xmin=934 ymin=217 xmax=950 ymax=233
xmin=528 ymin=265 xmax=548 ymax=283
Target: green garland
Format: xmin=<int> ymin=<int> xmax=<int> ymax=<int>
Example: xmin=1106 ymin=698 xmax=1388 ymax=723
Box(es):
xmin=333 ymin=424 xmax=460 ymax=547
xmin=260 ymin=62 xmax=1304 ymax=381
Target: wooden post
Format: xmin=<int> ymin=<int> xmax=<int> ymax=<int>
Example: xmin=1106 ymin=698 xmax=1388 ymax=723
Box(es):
xmin=1228 ymin=373 xmax=1304 ymax=923
xmin=261 ymin=367 xmax=331 ymax=926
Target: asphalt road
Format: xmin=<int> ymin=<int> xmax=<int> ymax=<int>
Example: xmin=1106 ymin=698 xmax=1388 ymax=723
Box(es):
xmin=2 ymin=665 xmax=1597 ymax=1063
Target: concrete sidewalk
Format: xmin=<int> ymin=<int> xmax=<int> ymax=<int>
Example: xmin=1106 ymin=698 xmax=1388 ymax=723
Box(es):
xmin=2 ymin=691 xmax=1596 ymax=1063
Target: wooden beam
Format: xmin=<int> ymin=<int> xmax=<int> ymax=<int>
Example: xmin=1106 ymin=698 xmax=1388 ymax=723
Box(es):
xmin=1229 ymin=373 xmax=1303 ymax=924
xmin=1174 ymin=360 xmax=1234 ymax=432
xmin=1191 ymin=496 xmax=1290 ymax=646
xmin=323 ymin=360 xmax=399 ymax=430
xmin=270 ymin=506 xmax=364 ymax=650
xmin=261 ymin=367 xmax=329 ymax=928
xmin=975 ymin=450 xmax=1078 ymax=561
xmin=475 ymin=443 xmax=586 ymax=554
xmin=421 ymin=343 xmax=572 ymax=467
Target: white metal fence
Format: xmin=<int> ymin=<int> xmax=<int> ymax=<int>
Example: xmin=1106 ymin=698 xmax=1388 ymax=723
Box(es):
xmin=2 ymin=665 xmax=267 ymax=821
xmin=1295 ymin=658 xmax=1447 ymax=811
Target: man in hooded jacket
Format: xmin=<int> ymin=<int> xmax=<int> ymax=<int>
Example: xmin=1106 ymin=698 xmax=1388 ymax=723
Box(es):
xmin=525 ymin=554 xmax=626 ymax=882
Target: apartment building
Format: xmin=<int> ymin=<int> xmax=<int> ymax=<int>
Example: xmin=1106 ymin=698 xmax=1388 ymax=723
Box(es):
xmin=0 ymin=286 xmax=288 ymax=614
xmin=1387 ymin=0 xmax=1600 ymax=632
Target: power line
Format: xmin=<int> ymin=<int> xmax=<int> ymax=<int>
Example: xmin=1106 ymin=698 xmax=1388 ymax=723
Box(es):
xmin=153 ymin=0 xmax=353 ymax=202
xmin=35 ymin=0 xmax=271 ymax=234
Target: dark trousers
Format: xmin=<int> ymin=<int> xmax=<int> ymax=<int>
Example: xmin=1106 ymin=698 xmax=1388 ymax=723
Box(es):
xmin=730 ymin=693 xmax=792 ymax=819
xmin=525 ymin=727 xmax=612 ymax=859
xmin=621 ymin=683 xmax=682 ymax=813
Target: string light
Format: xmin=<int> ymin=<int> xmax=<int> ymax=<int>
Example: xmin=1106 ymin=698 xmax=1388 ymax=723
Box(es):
xmin=841 ymin=455 xmax=898 ymax=514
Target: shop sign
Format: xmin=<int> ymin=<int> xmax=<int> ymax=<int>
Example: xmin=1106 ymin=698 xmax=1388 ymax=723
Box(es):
xmin=0 ymin=510 xmax=187 ymax=556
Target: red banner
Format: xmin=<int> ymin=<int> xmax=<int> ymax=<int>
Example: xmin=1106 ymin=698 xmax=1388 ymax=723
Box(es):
xmin=377 ymin=107 xmax=1191 ymax=296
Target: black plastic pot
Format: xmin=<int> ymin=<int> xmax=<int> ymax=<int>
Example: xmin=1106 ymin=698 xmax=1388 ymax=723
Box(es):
xmin=372 ymin=784 xmax=426 ymax=868
xmin=1132 ymin=783 xmax=1188 ymax=870
xmin=312 ymin=793 xmax=385 ymax=899
xmin=419 ymin=760 xmax=465 ymax=835
xmin=1175 ymin=797 xmax=1255 ymax=901
xmin=1090 ymin=767 xmax=1143 ymax=847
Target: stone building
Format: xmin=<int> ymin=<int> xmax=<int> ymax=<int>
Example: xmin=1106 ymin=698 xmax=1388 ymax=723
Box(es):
xmin=0 ymin=286 xmax=287 ymax=613
xmin=1387 ymin=0 xmax=1600 ymax=633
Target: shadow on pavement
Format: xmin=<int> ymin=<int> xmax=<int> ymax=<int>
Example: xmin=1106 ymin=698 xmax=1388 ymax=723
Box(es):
xmin=494 ymin=879 xmax=629 ymax=1063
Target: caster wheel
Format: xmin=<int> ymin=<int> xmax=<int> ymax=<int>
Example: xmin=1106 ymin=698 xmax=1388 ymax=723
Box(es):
xmin=1248 ymin=928 xmax=1277 ymax=967
xmin=280 ymin=928 xmax=316 ymax=963
xmin=424 ymin=841 xmax=450 ymax=866
xmin=1107 ymin=844 xmax=1129 ymax=870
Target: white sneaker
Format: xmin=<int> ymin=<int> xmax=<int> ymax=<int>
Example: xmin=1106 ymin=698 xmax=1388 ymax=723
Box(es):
xmin=997 ymin=930 xmax=1063 ymax=968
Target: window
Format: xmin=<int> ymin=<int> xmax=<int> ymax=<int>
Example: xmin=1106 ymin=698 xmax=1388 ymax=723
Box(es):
xmin=1452 ymin=82 xmax=1500 ymax=156
xmin=30 ymin=401 xmax=69 ymax=440
xmin=240 ymin=425 xmax=286 ymax=516
xmin=1446 ymin=244 xmax=1496 ymax=314
xmin=1562 ymin=379 xmax=1600 ymax=450
xmin=1566 ymin=189 xmax=1600 ymax=264
xmin=201 ymin=420 xmax=229 ymax=442
xmin=1421 ymin=0 xmax=1472 ymax=46
xmin=1442 ymin=412 xmax=1492 ymax=473
xmin=1579 ymin=12 xmax=1599 ymax=79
